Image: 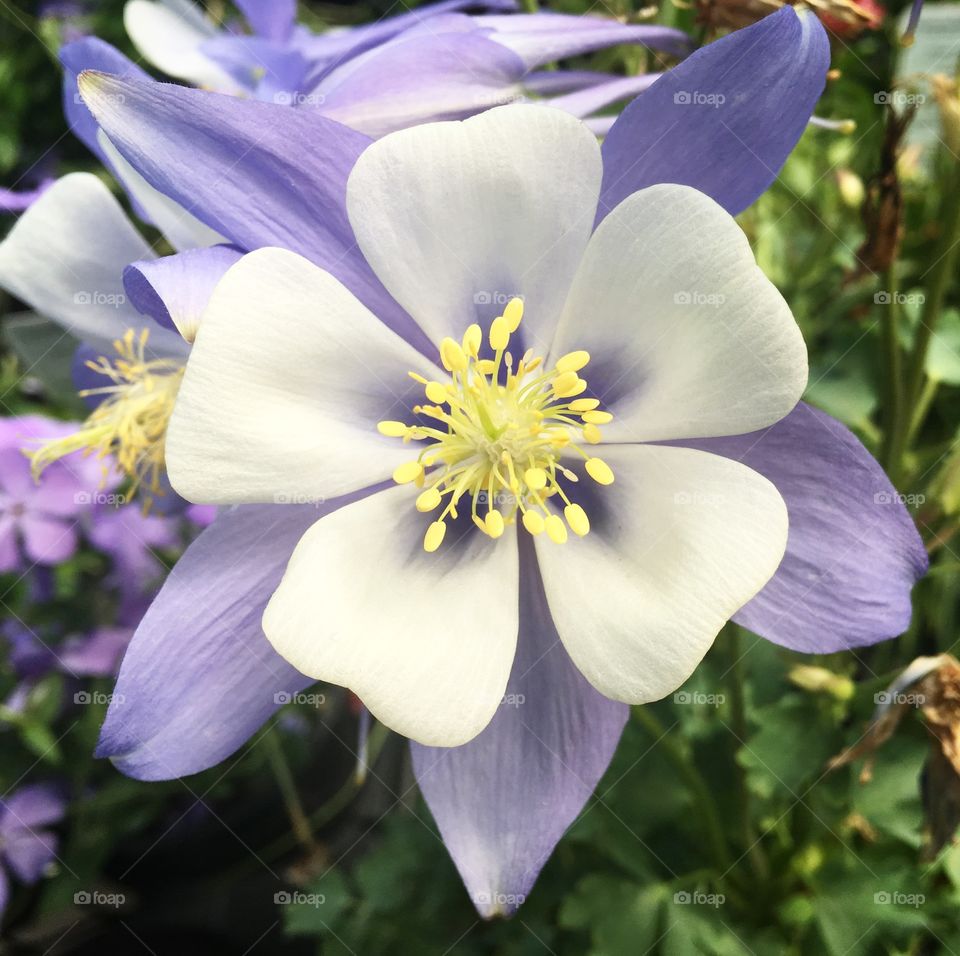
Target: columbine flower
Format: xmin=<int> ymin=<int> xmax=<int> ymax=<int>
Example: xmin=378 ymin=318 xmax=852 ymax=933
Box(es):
xmin=0 ymin=169 xmax=222 ymax=509
xmin=81 ymin=9 xmax=924 ymax=916
xmin=116 ymin=0 xmax=688 ymax=133
xmin=0 ymin=785 xmax=65 ymax=916
xmin=165 ymin=102 xmax=811 ymax=745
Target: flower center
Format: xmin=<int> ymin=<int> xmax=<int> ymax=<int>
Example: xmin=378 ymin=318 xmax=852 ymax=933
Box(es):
xmin=29 ymin=329 xmax=183 ymax=504
xmin=378 ymin=298 xmax=615 ymax=552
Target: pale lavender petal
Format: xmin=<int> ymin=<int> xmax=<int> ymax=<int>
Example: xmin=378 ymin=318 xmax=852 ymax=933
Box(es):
xmin=59 ymin=38 xmax=153 ymax=221
xmin=2 ymin=830 xmax=58 ymax=883
xmin=60 ymin=627 xmax=132 ymax=677
xmin=676 ymin=403 xmax=928 ymax=652
xmin=412 ymin=537 xmax=628 ymax=918
xmin=524 ymin=69 xmax=620 ymax=95
xmin=0 ymin=784 xmax=66 ymax=830
xmin=0 ymin=447 xmax=33 ymax=497
xmin=96 ymin=502 xmax=358 ymax=780
xmin=0 ymin=179 xmax=53 ymax=213
xmin=234 ymin=0 xmax=296 ymax=42
xmin=547 ymin=73 xmax=658 ymax=118
xmin=478 ymin=13 xmax=690 ymax=67
xmin=299 ymin=0 xmax=519 ymax=78
xmin=20 ymin=515 xmax=77 ymax=565
xmin=123 ymin=245 xmax=243 ymax=341
xmin=0 ymin=518 xmax=18 ymax=573
xmin=600 ymin=7 xmax=829 ymax=218
xmin=77 ymin=72 xmax=422 ymax=347
xmin=26 ymin=464 xmax=91 ymax=519
xmin=313 ymin=18 xmax=525 ymax=138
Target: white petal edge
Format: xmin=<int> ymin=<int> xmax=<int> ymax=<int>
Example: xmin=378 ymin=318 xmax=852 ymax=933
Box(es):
xmin=549 ymin=183 xmax=808 ymax=442
xmin=0 ymin=173 xmax=187 ymax=359
xmin=534 ymin=443 xmax=788 ymax=703
xmin=263 ymin=484 xmax=520 ymax=747
xmin=123 ymin=0 xmax=243 ymax=93
xmin=166 ymin=247 xmax=441 ymax=505
xmin=346 ymin=103 xmax=602 ymax=351
xmin=98 ymin=131 xmax=226 ymax=252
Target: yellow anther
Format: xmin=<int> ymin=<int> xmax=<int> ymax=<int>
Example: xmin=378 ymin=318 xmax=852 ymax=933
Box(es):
xmin=552 ymin=370 xmax=580 ymax=395
xmin=28 ymin=328 xmax=182 ymax=504
xmin=489 ymin=316 xmax=510 ymax=352
xmin=524 ymin=467 xmax=547 ymax=491
xmin=380 ymin=305 xmax=612 ymax=552
xmin=463 ymin=324 xmax=482 ymax=358
xmin=564 ymin=504 xmax=590 ymax=537
xmin=425 ymin=381 xmax=448 ymax=404
xmin=416 ymin=487 xmax=442 ymax=512
xmin=545 ymin=514 xmax=568 ymax=544
xmin=555 ymin=350 xmax=590 ymax=374
xmin=581 ymin=410 xmax=613 ymax=425
xmin=585 ymin=458 xmax=615 ymax=485
xmin=393 ymin=461 xmax=424 ymax=484
xmin=485 ymin=510 xmax=505 ymax=538
xmin=522 ymin=510 xmax=545 ymax=535
xmin=423 ymin=520 xmax=447 ymax=553
xmin=440 ymin=337 xmax=468 ymax=373
xmin=503 ymin=297 xmax=524 ymax=332
xmin=556 ymin=378 xmax=587 ymax=399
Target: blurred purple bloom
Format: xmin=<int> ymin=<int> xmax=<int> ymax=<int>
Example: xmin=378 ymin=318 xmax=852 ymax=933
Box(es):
xmin=60 ymin=626 xmax=132 ymax=677
xmin=0 ymin=415 xmax=104 ymax=572
xmin=87 ymin=501 xmax=177 ymax=591
xmin=0 ymin=784 xmax=65 ymax=915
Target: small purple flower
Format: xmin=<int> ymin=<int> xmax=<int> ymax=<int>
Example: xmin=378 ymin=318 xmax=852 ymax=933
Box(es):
xmin=0 ymin=784 xmax=66 ymax=917
xmin=86 ymin=501 xmax=178 ymax=592
xmin=0 ymin=415 xmax=103 ymax=573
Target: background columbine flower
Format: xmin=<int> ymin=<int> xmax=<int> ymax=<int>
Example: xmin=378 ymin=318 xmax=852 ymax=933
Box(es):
xmin=114 ymin=0 xmax=689 ymax=134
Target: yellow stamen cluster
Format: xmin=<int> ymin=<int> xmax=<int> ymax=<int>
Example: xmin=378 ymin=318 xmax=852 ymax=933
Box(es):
xmin=29 ymin=329 xmax=184 ymax=503
xmin=378 ymin=298 xmax=615 ymax=552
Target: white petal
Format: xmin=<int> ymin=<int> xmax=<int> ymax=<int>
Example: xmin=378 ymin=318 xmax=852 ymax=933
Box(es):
xmin=123 ymin=0 xmax=243 ymax=93
xmin=535 ymin=443 xmax=788 ymax=703
xmin=98 ymin=131 xmax=226 ymax=252
xmin=166 ymin=247 xmax=440 ymax=505
xmin=550 ymin=184 xmax=808 ymax=441
xmin=0 ymin=173 xmax=187 ymax=359
xmin=263 ymin=485 xmax=520 ymax=746
xmin=346 ymin=104 xmax=601 ymax=350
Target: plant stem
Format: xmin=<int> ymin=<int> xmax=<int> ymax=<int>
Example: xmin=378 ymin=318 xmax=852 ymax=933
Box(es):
xmin=880 ymin=262 xmax=904 ymax=470
xmin=263 ymin=728 xmax=318 ymax=852
xmin=633 ymin=707 xmax=731 ymax=873
xmin=260 ymin=722 xmax=391 ymax=863
xmin=892 ymin=158 xmax=960 ymax=473
xmin=727 ymin=628 xmax=769 ymax=882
